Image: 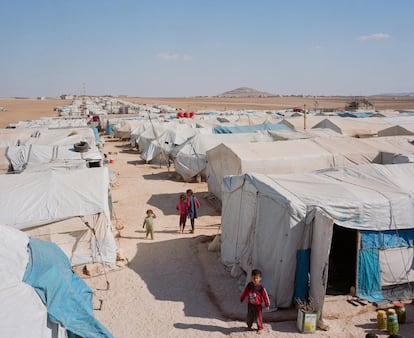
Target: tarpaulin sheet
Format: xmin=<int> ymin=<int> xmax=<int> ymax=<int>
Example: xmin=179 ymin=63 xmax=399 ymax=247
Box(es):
xmin=362 ymin=229 xmax=414 ymax=249
xmin=23 ymin=238 xmax=113 ymax=338
xmin=357 ymin=249 xmax=384 ymax=302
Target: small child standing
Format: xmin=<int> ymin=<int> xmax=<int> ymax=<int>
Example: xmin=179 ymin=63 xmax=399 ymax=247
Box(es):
xmin=142 ymin=209 xmax=156 ymax=240
xmin=240 ymin=269 xmax=270 ymax=334
xmin=186 ymin=189 xmax=200 ymax=234
xmin=176 ymin=193 xmax=188 ymax=233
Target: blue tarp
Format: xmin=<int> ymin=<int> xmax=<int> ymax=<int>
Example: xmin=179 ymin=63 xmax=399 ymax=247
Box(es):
xmin=23 ymin=238 xmax=113 ymax=338
xmin=362 ymin=229 xmax=414 ymax=249
xmin=93 ymin=127 xmax=100 ymax=142
xmin=213 ymin=123 xmax=291 ymax=134
xmin=293 ymin=249 xmax=310 ymax=303
xmin=337 ymin=112 xmax=373 ymax=118
xmin=357 ymin=249 xmax=384 ymax=302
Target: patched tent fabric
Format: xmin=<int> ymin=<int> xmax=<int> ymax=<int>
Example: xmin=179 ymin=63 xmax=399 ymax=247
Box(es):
xmin=172 ymin=132 xmax=272 ymax=181
xmin=221 ymin=163 xmax=414 ymax=313
xmin=0 ymin=167 xmax=116 ymax=265
xmin=207 ymin=136 xmax=414 ymax=199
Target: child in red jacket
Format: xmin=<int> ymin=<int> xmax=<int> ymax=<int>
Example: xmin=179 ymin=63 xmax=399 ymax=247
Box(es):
xmin=176 ymin=193 xmax=188 ymax=233
xmin=240 ymin=269 xmax=270 ymax=334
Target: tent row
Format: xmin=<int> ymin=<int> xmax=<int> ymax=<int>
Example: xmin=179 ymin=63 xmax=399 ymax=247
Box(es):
xmin=221 ymin=163 xmax=414 ymax=318
xmin=206 ymin=135 xmax=414 ymax=199
xmin=0 ymin=122 xmax=116 ymax=267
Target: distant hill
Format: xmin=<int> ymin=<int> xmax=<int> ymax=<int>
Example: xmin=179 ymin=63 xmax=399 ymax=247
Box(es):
xmin=217 ymin=87 xmax=277 ymax=98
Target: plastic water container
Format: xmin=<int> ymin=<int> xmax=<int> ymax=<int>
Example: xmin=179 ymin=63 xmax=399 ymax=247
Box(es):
xmin=377 ymin=310 xmax=387 ymax=330
xmin=387 ymin=309 xmax=399 ymax=335
xmin=394 ymin=302 xmax=406 ymax=324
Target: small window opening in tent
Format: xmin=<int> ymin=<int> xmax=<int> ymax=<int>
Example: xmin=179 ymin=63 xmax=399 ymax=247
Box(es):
xmin=327 ymin=224 xmax=358 ymax=295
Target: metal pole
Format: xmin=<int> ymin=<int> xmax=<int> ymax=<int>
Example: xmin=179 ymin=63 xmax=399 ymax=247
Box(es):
xmin=303 ymin=104 xmax=307 ymax=130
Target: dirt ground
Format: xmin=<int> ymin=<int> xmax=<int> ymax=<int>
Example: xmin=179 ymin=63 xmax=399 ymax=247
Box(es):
xmin=1 ymin=99 xmax=414 ymax=337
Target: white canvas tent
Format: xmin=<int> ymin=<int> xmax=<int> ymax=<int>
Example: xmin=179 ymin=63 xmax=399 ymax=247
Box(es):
xmin=172 ymin=132 xmax=272 ymax=181
xmin=267 ymin=128 xmax=342 ymax=140
xmin=140 ymin=124 xmax=196 ymax=163
xmin=311 ymin=117 xmax=392 ymax=137
xmin=0 ymin=128 xmax=33 ymax=147
xmin=0 ymin=167 xmax=116 ymax=266
xmin=221 ymin=163 xmax=414 ymax=316
xmin=6 ymin=144 xmax=102 ymax=173
xmin=378 ymin=116 xmax=414 ymax=137
xmin=0 ymin=224 xmax=59 ymax=338
xmin=277 ymin=116 xmax=327 ymax=131
xmin=207 ymin=136 xmax=414 ymax=199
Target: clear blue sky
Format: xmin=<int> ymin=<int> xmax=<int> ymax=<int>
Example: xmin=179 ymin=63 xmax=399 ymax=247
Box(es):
xmin=1 ymin=0 xmax=413 ymax=97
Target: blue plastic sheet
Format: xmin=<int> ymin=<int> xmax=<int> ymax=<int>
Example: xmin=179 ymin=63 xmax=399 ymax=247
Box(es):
xmin=362 ymin=229 xmax=414 ymax=249
xmin=93 ymin=127 xmax=100 ymax=142
xmin=23 ymin=238 xmax=113 ymax=338
xmin=357 ymin=249 xmax=384 ymax=302
xmin=293 ymin=249 xmax=310 ymax=303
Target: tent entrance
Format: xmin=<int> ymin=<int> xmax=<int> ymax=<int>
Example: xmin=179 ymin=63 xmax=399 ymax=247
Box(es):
xmin=326 ymin=224 xmax=358 ymax=295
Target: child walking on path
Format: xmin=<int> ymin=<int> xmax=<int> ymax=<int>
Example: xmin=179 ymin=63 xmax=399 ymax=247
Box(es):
xmin=176 ymin=193 xmax=188 ymax=233
xmin=186 ymin=189 xmax=200 ymax=234
xmin=142 ymin=209 xmax=156 ymax=240
xmin=240 ymin=269 xmax=270 ymax=334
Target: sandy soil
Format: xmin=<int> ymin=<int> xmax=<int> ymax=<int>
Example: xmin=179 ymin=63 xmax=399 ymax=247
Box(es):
xmin=1 ymin=100 xmax=413 ymax=338
xmin=0 ymin=98 xmax=70 ymax=128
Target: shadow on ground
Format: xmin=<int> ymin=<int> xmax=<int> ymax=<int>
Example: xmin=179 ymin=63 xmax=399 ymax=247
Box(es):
xmin=147 ymin=192 xmax=215 ymax=217
xmin=143 ymin=171 xmax=182 ymax=182
xmin=174 ymin=323 xmax=245 ymax=334
xmin=127 ymin=235 xmax=298 ymax=327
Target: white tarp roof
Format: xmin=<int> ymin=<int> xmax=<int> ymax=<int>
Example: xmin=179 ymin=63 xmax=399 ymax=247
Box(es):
xmin=221 ymin=163 xmax=414 ymax=307
xmin=140 ymin=124 xmax=196 ymax=162
xmin=207 ymin=136 xmax=414 ymax=199
xmin=0 ymin=129 xmax=33 ymax=147
xmin=6 ymin=144 xmax=102 ymax=172
xmin=172 ymin=132 xmax=273 ymax=181
xmin=312 ymin=117 xmax=392 ymax=136
xmin=0 ymin=167 xmax=110 ymax=229
xmin=278 ymin=116 xmax=327 ymax=131
xmin=268 ymin=128 xmax=343 ymax=140
xmin=0 ymin=167 xmax=115 ymax=265
xmin=378 ymin=116 xmax=414 ymax=136
xmin=11 ymin=118 xmax=88 ymax=129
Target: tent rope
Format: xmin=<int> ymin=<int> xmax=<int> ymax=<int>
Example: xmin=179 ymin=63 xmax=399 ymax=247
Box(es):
xmin=80 ymin=216 xmax=110 ymax=291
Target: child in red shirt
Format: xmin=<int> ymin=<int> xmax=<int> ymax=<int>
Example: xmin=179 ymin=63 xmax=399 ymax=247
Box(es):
xmin=240 ymin=269 xmax=270 ymax=334
xmin=176 ymin=193 xmax=188 ymax=233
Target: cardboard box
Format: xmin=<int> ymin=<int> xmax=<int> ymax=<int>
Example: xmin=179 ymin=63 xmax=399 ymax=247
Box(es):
xmin=297 ymin=309 xmax=318 ymax=333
